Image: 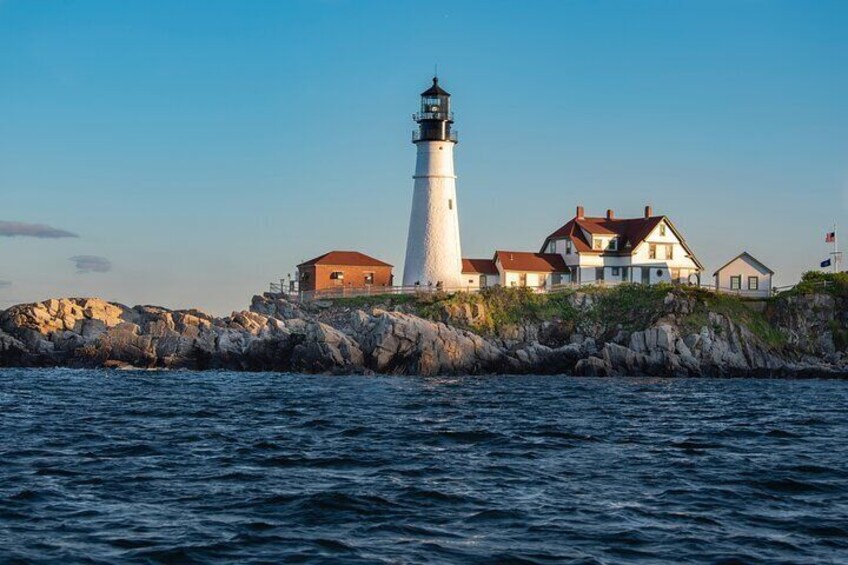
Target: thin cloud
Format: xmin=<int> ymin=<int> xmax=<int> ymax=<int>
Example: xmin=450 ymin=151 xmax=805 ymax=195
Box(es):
xmin=0 ymin=281 xmax=10 ymax=288
xmin=0 ymin=221 xmax=78 ymax=238
xmin=69 ymin=255 xmax=112 ymax=273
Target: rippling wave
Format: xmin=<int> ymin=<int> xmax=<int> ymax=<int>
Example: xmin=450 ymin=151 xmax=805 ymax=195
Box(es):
xmin=1 ymin=369 xmax=847 ymax=563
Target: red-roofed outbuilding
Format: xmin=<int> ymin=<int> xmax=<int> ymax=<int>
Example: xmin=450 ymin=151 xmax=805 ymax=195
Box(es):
xmin=296 ymin=251 xmax=393 ymax=292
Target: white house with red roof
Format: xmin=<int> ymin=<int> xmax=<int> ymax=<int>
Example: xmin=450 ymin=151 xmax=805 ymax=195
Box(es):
xmin=461 ymin=204 xmax=703 ymax=290
xmin=540 ymin=205 xmax=704 ymax=285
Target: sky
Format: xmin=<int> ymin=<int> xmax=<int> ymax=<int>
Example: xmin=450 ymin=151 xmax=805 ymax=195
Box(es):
xmin=1 ymin=0 xmax=846 ymax=314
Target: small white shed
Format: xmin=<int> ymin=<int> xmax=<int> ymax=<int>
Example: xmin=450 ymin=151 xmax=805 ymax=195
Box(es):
xmin=713 ymin=252 xmax=774 ymax=298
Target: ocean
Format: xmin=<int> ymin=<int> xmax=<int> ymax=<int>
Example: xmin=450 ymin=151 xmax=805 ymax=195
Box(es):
xmin=1 ymin=369 xmax=846 ymax=563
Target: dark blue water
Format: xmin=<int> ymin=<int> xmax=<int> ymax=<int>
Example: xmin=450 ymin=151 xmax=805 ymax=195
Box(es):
xmin=1 ymin=370 xmax=847 ymax=563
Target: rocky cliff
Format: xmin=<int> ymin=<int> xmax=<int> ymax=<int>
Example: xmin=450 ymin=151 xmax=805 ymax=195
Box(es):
xmin=0 ymin=285 xmax=845 ymax=377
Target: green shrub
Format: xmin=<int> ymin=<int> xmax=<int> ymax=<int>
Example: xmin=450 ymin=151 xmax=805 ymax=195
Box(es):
xmin=788 ymin=271 xmax=848 ymax=298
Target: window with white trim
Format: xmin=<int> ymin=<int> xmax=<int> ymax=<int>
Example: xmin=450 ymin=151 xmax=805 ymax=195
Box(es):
xmin=748 ymin=276 xmax=759 ymax=290
xmin=612 ymin=267 xmax=620 ymax=277
xmin=730 ymin=275 xmax=741 ymax=290
xmin=659 ymin=224 xmax=667 ymax=236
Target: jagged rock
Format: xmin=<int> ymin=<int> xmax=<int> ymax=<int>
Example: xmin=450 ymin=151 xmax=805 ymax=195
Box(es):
xmin=0 ymin=291 xmax=846 ymax=377
xmin=250 ymin=295 xmax=306 ymax=321
xmin=575 ymin=356 xmax=609 ymax=377
xmin=351 ymin=310 xmax=503 ymax=375
xmin=286 ymin=319 xmax=364 ymax=372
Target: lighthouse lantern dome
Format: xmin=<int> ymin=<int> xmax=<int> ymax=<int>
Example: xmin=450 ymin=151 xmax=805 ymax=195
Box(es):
xmin=420 ymin=77 xmax=451 ymax=117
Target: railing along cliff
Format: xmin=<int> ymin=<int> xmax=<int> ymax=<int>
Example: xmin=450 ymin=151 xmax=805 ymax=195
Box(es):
xmin=266 ymin=278 xmax=831 ymax=302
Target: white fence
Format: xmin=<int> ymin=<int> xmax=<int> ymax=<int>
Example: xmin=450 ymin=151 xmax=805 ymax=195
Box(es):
xmin=267 ymin=278 xmax=836 ymax=302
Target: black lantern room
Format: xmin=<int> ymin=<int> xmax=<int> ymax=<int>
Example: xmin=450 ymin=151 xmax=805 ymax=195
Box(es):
xmin=413 ymin=77 xmax=456 ymax=143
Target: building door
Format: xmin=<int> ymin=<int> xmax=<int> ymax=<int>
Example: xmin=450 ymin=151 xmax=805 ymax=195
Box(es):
xmin=641 ymin=267 xmax=650 ymax=285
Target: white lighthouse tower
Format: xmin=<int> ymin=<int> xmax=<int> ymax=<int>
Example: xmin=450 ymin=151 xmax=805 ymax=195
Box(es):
xmin=402 ymin=77 xmax=463 ymax=288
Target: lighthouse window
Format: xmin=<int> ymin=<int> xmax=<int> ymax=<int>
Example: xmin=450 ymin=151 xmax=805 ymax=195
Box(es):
xmin=448 ymin=199 xmax=453 ymax=210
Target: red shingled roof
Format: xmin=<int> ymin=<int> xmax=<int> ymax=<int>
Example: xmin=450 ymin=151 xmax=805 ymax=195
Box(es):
xmin=494 ymin=251 xmax=568 ymax=272
xmin=462 ymin=258 xmax=499 ymax=275
xmin=543 ymin=216 xmax=665 ymax=254
xmin=297 ymin=251 xmax=392 ymax=268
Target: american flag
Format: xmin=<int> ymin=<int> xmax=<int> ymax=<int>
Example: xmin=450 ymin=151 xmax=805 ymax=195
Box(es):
xmin=826 ymin=231 xmax=836 ymax=243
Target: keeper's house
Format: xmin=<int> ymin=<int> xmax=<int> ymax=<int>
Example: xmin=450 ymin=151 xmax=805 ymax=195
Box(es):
xmin=539 ymin=205 xmax=704 ymax=285
xmin=462 ymin=205 xmax=704 ymax=289
xmin=297 ymin=251 xmax=393 ymax=293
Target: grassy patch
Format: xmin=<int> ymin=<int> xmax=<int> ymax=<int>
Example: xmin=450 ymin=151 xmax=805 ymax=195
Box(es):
xmin=322 ymin=284 xmax=789 ymax=349
xmin=683 ymin=291 xmax=785 ymax=348
xmin=323 ymin=293 xmax=420 ymax=309
xmin=589 ymin=283 xmax=670 ymax=334
xmin=414 ymin=286 xmax=580 ymax=332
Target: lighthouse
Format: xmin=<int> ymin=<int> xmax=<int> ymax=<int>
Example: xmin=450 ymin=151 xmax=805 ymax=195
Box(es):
xmin=402 ymin=77 xmax=463 ymax=288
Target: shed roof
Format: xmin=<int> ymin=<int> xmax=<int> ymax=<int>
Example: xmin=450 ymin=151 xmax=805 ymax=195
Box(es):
xmin=462 ymin=258 xmax=499 ymax=275
xmin=712 ymin=252 xmax=774 ymax=276
xmin=494 ymin=251 xmax=568 ymax=273
xmin=297 ymin=251 xmax=392 ymax=268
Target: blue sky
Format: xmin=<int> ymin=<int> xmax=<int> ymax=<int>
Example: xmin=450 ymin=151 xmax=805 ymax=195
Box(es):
xmin=1 ymin=0 xmax=846 ymax=314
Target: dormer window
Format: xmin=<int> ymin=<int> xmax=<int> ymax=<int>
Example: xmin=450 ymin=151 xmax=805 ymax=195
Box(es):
xmin=548 ymin=240 xmax=556 ymax=253
xmin=608 ymin=238 xmax=618 ymax=251
xmin=566 ymin=240 xmax=573 ymax=254
xmin=593 ymin=238 xmax=603 ymax=250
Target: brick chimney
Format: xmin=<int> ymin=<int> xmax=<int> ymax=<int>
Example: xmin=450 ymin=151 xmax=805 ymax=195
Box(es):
xmin=606 ymin=209 xmax=614 ymax=220
xmin=576 ymin=205 xmax=585 ymax=219
xmin=644 ymin=205 xmax=653 ymax=218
